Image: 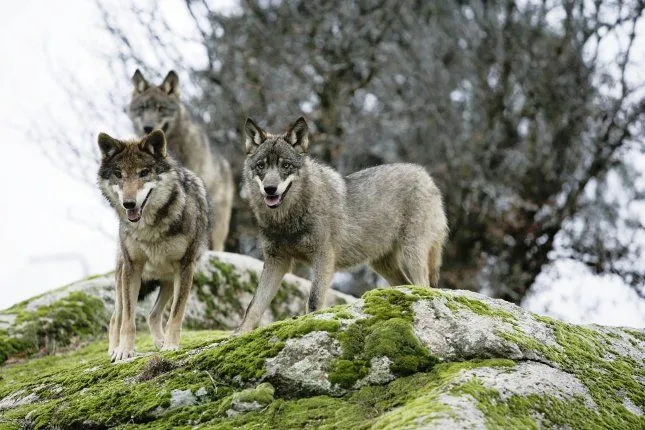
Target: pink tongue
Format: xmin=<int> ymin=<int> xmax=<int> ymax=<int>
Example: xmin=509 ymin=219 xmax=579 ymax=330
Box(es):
xmin=127 ymin=208 xmax=142 ymax=221
xmin=264 ymin=195 xmax=280 ymax=206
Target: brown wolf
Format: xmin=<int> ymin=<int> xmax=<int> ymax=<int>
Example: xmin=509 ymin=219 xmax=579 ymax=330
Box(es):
xmin=97 ymin=130 xmax=211 ymax=361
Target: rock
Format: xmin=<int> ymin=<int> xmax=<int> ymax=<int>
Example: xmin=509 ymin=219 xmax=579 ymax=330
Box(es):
xmin=0 ymin=251 xmax=355 ymax=362
xmin=229 ymin=382 xmax=275 ymax=414
xmin=169 ymin=389 xmax=198 ymax=408
xmin=265 ymin=331 xmax=343 ymax=396
xmin=0 ymin=285 xmax=642 ymax=429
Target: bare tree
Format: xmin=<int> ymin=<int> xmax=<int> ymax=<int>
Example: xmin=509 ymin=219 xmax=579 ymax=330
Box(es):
xmin=56 ymin=0 xmax=645 ymax=304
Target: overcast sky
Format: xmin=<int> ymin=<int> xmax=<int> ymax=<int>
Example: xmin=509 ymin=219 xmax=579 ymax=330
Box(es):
xmin=0 ymin=0 xmax=643 ymax=327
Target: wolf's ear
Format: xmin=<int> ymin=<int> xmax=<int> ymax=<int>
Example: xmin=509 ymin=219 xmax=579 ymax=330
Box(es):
xmin=97 ymin=133 xmax=124 ymax=159
xmin=140 ymin=129 xmax=167 ymax=158
xmin=131 ymin=69 xmax=149 ymax=93
xmin=244 ymin=118 xmax=266 ymax=154
xmin=161 ymin=71 xmax=179 ymax=95
xmin=285 ymin=116 xmax=309 ymax=152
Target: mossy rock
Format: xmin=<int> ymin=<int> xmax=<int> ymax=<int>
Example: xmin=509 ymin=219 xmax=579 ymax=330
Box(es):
xmin=0 ymin=252 xmax=355 ymax=364
xmin=0 ymin=286 xmax=642 ymax=429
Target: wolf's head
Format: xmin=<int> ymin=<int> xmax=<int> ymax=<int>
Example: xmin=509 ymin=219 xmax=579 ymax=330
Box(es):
xmin=97 ymin=130 xmax=171 ymax=223
xmin=129 ymin=70 xmax=181 ymax=136
xmin=243 ymin=117 xmax=310 ymax=209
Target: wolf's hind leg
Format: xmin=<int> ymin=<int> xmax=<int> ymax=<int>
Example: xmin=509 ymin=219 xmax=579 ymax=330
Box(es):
xmin=209 ymin=196 xmax=232 ymax=251
xmin=428 ymin=243 xmax=443 ymax=288
xmin=308 ymin=251 xmax=335 ymax=313
xmin=401 ymin=244 xmax=431 ymax=287
xmin=148 ymin=281 xmax=173 ymax=349
xmin=163 ymin=264 xmax=195 ymax=351
xmin=370 ymin=254 xmax=411 ymax=287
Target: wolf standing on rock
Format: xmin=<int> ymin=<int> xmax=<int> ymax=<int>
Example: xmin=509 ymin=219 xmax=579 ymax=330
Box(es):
xmin=238 ymin=117 xmax=448 ymax=332
xmin=97 ymin=130 xmax=211 ymax=361
xmin=129 ymin=69 xmax=233 ymax=251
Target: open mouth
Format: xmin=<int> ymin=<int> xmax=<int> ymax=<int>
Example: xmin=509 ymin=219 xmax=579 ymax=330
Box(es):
xmin=264 ymin=183 xmax=292 ymax=209
xmin=126 ymin=190 xmax=152 ymax=222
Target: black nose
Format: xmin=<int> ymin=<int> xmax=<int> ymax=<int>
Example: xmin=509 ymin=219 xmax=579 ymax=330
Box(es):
xmin=123 ymin=200 xmax=136 ymax=210
xmin=264 ymin=186 xmax=278 ymax=195
xmin=143 ymin=126 xmax=153 ymax=134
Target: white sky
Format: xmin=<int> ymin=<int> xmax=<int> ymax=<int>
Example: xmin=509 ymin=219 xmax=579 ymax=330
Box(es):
xmin=0 ymin=0 xmax=643 ymax=327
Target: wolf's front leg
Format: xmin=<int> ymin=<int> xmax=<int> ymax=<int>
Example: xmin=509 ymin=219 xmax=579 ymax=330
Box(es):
xmin=308 ymin=250 xmax=335 ymax=313
xmin=162 ymin=264 xmax=195 ymax=351
xmin=108 ymin=259 xmax=124 ymax=356
xmin=112 ymin=259 xmax=143 ymax=362
xmin=237 ymin=257 xmax=291 ymax=333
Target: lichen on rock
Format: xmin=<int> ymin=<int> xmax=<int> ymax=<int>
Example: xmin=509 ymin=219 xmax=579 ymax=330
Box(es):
xmin=0 ymin=281 xmax=642 ymax=429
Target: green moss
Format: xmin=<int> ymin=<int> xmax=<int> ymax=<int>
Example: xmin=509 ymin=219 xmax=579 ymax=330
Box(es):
xmin=0 ymin=331 xmax=229 ymax=429
xmin=192 ymin=257 xmax=253 ymax=328
xmin=447 ymin=296 xmax=516 ymax=323
xmin=368 ymin=359 xmax=515 ymax=429
xmin=0 ymin=292 xmax=107 ymax=363
xmin=328 ymin=289 xmax=439 ymax=389
xmin=233 ymin=382 xmax=275 ymax=405
xmin=194 ymin=316 xmax=340 ymax=382
xmin=270 ymin=280 xmax=306 ymax=321
xmin=117 ymin=367 xmax=472 ymax=429
xmin=453 ymin=375 xmax=644 ymax=430
xmin=624 ymin=328 xmax=645 ymax=343
xmin=499 ymin=316 xmax=644 ymax=428
xmin=329 ymin=359 xmax=369 ymax=388
xmin=0 ymin=329 xmax=30 ymax=363
xmin=192 ymin=256 xmax=306 ymax=329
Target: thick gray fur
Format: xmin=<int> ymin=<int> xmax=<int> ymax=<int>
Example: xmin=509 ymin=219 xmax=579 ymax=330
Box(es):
xmin=238 ymin=117 xmax=448 ymax=332
xmin=129 ymin=69 xmax=233 ymax=251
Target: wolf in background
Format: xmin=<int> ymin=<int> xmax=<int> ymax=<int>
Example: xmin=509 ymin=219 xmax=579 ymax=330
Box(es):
xmin=238 ymin=117 xmax=448 ymax=332
xmin=97 ymin=130 xmax=211 ymax=361
xmin=129 ymin=69 xmax=233 ymax=251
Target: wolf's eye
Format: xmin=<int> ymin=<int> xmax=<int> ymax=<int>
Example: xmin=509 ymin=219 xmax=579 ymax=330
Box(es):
xmin=114 ymin=170 xmax=122 ymax=179
xmin=256 ymin=161 xmax=265 ymax=170
xmin=282 ymin=162 xmax=292 ymax=169
xmin=139 ymin=169 xmax=150 ymax=177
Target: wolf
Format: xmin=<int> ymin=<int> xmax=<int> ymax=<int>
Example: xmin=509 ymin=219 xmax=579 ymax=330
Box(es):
xmin=97 ymin=130 xmax=211 ymax=361
xmin=238 ymin=117 xmax=448 ymax=332
xmin=129 ymin=69 xmax=233 ymax=251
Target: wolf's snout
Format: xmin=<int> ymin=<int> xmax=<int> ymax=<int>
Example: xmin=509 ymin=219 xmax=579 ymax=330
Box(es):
xmin=264 ymin=185 xmax=278 ymax=195
xmin=143 ymin=126 xmax=154 ymax=134
xmin=123 ymin=200 xmax=137 ymax=209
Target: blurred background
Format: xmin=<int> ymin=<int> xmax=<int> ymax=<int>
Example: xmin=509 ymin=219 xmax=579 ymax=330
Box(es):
xmin=1 ymin=0 xmax=644 ymax=327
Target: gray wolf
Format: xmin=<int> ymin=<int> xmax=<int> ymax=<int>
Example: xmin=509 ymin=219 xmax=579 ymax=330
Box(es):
xmin=97 ymin=130 xmax=211 ymax=361
xmin=238 ymin=117 xmax=448 ymax=332
xmin=129 ymin=69 xmax=233 ymax=251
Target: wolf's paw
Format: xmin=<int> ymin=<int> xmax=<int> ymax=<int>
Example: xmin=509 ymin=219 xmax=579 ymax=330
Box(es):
xmin=152 ymin=336 xmax=165 ymax=350
xmin=160 ymin=343 xmax=179 ymax=352
xmin=111 ymin=347 xmax=135 ymax=362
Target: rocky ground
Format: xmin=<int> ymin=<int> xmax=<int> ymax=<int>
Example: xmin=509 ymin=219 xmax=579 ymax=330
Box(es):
xmin=0 ymin=255 xmax=643 ymax=429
